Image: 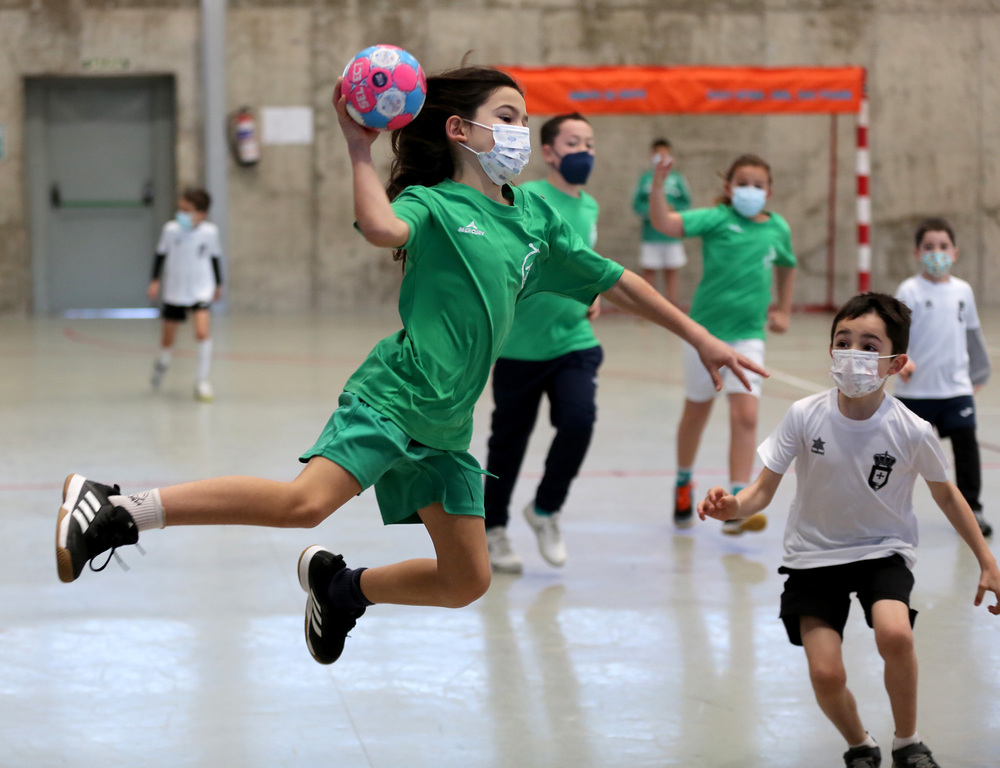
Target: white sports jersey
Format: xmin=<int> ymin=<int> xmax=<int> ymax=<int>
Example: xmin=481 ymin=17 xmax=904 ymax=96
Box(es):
xmin=156 ymin=220 xmax=222 ymax=306
xmin=894 ymin=274 xmax=980 ymax=398
xmin=758 ymin=389 xmax=949 ymax=570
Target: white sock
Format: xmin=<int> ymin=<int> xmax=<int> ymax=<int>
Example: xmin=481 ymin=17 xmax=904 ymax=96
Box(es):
xmin=850 ymin=733 xmax=878 ymax=749
xmin=158 ymin=349 xmax=172 ymax=367
xmin=197 ymin=339 xmax=212 ymax=382
xmin=892 ymin=732 xmax=920 ymax=751
xmin=110 ymin=489 xmax=165 ymax=531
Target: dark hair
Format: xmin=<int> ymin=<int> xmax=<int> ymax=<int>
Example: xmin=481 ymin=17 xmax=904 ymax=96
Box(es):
xmin=715 ymin=153 xmax=772 ymax=206
xmin=385 ymin=66 xmax=522 ymax=263
xmin=182 ymin=187 xmax=211 ymax=213
xmin=830 ymin=292 xmax=911 ymax=356
xmin=651 ymin=138 xmax=671 ymax=151
xmin=539 ymin=112 xmax=589 ymax=147
xmin=914 ymin=216 xmax=956 ymax=248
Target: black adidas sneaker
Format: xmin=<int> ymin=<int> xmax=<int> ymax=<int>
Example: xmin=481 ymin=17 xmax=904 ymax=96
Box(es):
xmin=56 ymin=474 xmax=139 ymax=583
xmin=297 ymin=546 xmax=365 ymax=664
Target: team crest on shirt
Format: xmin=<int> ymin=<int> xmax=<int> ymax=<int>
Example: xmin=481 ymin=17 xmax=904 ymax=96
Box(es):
xmin=868 ymin=450 xmax=896 ymax=491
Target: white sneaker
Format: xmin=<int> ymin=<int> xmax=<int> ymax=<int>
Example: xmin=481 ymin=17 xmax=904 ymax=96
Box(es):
xmin=194 ymin=380 xmax=214 ymax=402
xmin=151 ymin=360 xmax=168 ymax=389
xmin=486 ymin=527 xmax=523 ymax=574
xmin=721 ymin=513 xmax=767 ymax=535
xmin=522 ymin=502 xmax=567 ymax=567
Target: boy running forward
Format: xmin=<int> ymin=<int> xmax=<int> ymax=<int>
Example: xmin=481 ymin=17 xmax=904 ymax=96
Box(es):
xmin=698 ymin=293 xmax=1000 ymax=768
xmin=484 ymin=112 xmax=602 ymax=573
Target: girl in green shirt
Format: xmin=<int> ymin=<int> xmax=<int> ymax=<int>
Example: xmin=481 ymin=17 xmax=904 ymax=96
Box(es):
xmin=55 ymin=66 xmax=767 ymax=667
xmin=649 ymin=153 xmax=797 ymax=535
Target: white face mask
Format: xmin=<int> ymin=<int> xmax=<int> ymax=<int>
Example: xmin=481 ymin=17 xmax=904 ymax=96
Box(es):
xmin=460 ymin=120 xmax=531 ymax=186
xmin=830 ymin=349 xmax=897 ymax=398
xmin=731 ymin=185 xmax=767 ymax=218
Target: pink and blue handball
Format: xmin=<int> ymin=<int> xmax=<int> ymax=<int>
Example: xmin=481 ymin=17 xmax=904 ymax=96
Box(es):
xmin=341 ymin=45 xmax=427 ymax=131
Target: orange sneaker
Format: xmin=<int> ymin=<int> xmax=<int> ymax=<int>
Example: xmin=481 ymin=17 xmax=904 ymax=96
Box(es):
xmin=674 ymin=482 xmax=694 ymax=529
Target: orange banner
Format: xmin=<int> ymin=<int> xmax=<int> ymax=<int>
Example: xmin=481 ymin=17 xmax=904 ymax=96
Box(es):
xmin=500 ymin=66 xmax=865 ymax=116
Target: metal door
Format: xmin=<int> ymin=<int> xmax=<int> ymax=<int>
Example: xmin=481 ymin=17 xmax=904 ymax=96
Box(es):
xmin=25 ymin=76 xmax=175 ymax=314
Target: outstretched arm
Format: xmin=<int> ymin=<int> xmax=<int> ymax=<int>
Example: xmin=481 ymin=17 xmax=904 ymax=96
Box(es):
xmin=927 ymin=479 xmax=1000 ymax=615
xmin=333 ymin=78 xmax=409 ymax=248
xmin=647 ymin=156 xmax=685 ymax=239
xmin=602 ymin=269 xmax=768 ymax=392
xmin=698 ymin=467 xmax=783 ymax=522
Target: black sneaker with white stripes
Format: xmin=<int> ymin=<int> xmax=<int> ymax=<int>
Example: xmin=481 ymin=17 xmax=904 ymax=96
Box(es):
xmin=55 ymin=474 xmax=139 ymax=583
xmin=297 ymin=546 xmax=365 ymax=665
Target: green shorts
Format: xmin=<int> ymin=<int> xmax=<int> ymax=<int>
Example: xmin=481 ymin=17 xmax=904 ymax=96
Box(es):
xmin=299 ymin=392 xmax=486 ymax=525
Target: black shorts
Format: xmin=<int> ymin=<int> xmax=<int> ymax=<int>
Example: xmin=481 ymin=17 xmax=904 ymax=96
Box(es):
xmin=161 ymin=302 xmax=211 ymax=322
xmin=778 ymin=554 xmax=917 ymax=646
xmin=897 ymin=395 xmax=977 ymax=435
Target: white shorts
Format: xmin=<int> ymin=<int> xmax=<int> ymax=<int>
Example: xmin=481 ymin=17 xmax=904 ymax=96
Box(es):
xmin=682 ymin=338 xmax=765 ymax=402
xmin=640 ymin=242 xmax=687 ymax=270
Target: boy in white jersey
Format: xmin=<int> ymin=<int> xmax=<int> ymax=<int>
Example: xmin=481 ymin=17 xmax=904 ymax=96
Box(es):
xmin=895 ymin=218 xmax=992 ymax=537
xmin=148 ymin=187 xmax=224 ymax=402
xmin=698 ymin=293 xmax=1000 ymax=768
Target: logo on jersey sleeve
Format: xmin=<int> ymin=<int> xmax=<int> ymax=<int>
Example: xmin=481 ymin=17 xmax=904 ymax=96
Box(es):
xmin=520 ymin=243 xmax=540 ymax=288
xmin=868 ymin=450 xmax=896 ymax=490
xmin=458 ymin=220 xmax=485 ymax=236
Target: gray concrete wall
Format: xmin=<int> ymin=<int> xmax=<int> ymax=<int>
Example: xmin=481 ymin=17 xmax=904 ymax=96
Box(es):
xmin=2 ymin=0 xmax=999 ymax=314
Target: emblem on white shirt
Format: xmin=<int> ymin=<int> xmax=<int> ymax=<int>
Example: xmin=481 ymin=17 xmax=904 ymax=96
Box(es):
xmin=458 ymin=220 xmax=485 ymax=236
xmin=811 ymin=437 xmax=826 ymax=455
xmin=868 ymin=450 xmax=896 ymax=491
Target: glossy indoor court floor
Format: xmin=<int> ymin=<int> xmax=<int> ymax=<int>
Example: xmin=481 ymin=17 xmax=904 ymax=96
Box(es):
xmin=2 ymin=309 xmax=999 ymax=768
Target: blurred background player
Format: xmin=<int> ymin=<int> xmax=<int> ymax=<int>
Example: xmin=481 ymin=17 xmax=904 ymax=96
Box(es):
xmin=483 ymin=112 xmax=603 ymax=573
xmin=895 ymin=217 xmax=992 ymax=537
xmin=632 ymin=138 xmax=692 ymax=304
xmin=649 ymin=153 xmax=796 ymax=534
xmin=148 ymin=187 xmax=223 ymax=402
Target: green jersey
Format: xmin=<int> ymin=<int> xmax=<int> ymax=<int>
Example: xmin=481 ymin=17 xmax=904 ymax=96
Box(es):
xmin=681 ymin=204 xmax=796 ymax=342
xmin=344 ymin=178 xmax=624 ymax=451
xmin=632 ymin=169 xmax=691 ymax=244
xmin=500 ymin=179 xmax=602 ymax=361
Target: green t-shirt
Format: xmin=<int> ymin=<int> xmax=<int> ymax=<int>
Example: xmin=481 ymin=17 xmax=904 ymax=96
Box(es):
xmin=632 ymin=169 xmax=691 ymax=244
xmin=500 ymin=179 xmax=602 ymax=361
xmin=680 ymin=204 xmax=796 ymax=342
xmin=344 ymin=178 xmax=625 ymax=451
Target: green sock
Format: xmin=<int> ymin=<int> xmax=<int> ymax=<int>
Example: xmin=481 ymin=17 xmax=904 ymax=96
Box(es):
xmin=732 ymin=484 xmax=746 ymax=496
xmin=676 ymin=469 xmax=693 ymax=486
xmin=534 ymin=504 xmax=554 ymax=517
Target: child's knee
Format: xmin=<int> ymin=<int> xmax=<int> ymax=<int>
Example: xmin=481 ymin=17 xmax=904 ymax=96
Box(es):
xmin=875 ymin=623 xmax=914 ymax=658
xmin=809 ymin=659 xmax=847 ymax=695
xmin=442 ymin=563 xmax=491 ymax=608
xmin=281 ymin=488 xmax=335 ymax=528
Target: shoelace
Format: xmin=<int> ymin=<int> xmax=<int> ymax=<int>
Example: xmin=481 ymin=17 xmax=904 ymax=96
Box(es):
xmin=89 ymin=542 xmax=146 ymax=573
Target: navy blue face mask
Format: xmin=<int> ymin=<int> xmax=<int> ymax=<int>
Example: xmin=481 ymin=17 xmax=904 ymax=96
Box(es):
xmin=557 ymin=150 xmax=595 ymax=185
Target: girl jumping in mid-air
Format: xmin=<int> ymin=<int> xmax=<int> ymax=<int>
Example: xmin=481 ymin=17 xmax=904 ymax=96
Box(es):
xmin=649 ymin=153 xmax=796 ymax=535
xmin=56 ymin=66 xmax=765 ymax=666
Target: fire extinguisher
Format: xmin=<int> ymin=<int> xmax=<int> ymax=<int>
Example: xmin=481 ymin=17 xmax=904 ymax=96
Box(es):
xmin=229 ymin=106 xmax=260 ymax=166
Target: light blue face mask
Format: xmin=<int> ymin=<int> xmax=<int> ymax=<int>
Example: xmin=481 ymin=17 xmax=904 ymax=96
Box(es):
xmin=921 ymin=250 xmax=953 ymax=278
xmin=175 ymin=211 xmax=194 ymax=232
xmin=731 ymin=185 xmax=767 ymax=219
